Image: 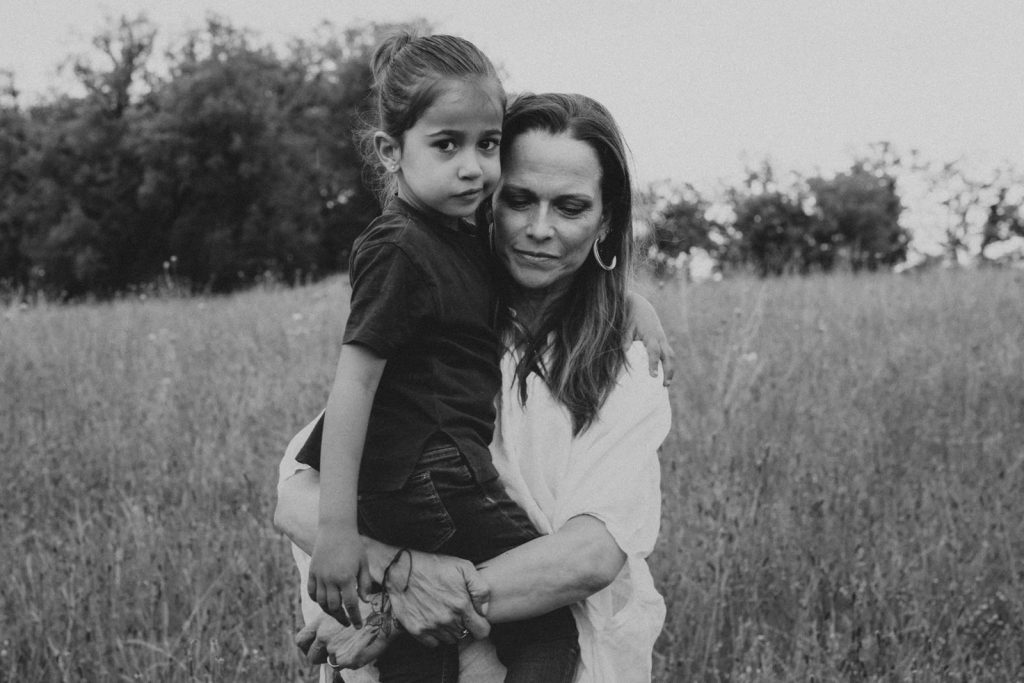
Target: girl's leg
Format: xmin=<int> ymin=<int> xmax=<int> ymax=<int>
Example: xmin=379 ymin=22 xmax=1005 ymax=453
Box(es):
xmin=374 ymin=639 xmax=458 ymax=683
xmin=357 ymin=444 xmax=581 ymax=683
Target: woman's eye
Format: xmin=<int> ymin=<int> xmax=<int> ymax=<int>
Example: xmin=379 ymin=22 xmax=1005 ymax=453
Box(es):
xmin=435 ymin=140 xmax=457 ymax=153
xmin=500 ymin=194 xmax=531 ymax=210
xmin=559 ymin=203 xmax=588 ymax=217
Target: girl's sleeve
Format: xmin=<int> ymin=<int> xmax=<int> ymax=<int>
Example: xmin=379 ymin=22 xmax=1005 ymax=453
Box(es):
xmin=343 ymin=243 xmax=433 ymax=358
xmin=552 ymin=343 xmax=672 ymax=558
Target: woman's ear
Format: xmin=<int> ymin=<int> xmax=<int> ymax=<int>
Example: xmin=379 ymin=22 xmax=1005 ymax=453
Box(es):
xmin=374 ymin=132 xmax=402 ymax=172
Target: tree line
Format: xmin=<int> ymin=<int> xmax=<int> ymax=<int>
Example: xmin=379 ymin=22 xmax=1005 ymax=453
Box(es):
xmin=646 ymin=148 xmax=1024 ymax=279
xmin=0 ymin=16 xmax=411 ymax=297
xmin=2 ymin=16 xmax=1022 ymax=298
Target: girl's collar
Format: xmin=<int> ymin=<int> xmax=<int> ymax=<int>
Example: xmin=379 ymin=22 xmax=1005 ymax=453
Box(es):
xmin=387 ymin=195 xmax=476 ymax=236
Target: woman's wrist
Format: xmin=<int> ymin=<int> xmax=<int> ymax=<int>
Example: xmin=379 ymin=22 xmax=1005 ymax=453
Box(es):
xmin=361 ymin=536 xmax=400 ymax=584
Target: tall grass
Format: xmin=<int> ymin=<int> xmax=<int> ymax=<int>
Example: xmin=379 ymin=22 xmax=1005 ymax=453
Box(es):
xmin=1 ymin=269 xmax=1022 ymax=681
xmin=646 ymin=269 xmax=1024 ymax=681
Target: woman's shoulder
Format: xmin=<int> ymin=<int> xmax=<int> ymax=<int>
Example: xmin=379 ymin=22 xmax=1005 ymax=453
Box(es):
xmin=583 ymin=341 xmax=671 ymax=435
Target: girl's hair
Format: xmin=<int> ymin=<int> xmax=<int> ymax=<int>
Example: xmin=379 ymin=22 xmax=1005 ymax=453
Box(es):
xmin=498 ymin=92 xmax=635 ymax=435
xmin=357 ymin=32 xmax=504 ymax=204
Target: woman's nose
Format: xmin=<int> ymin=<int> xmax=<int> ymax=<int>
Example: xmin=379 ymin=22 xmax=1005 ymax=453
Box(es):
xmin=525 ymin=208 xmax=555 ymax=240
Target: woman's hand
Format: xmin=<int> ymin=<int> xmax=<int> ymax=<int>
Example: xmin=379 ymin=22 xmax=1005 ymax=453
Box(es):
xmin=296 ymin=611 xmax=394 ymax=671
xmin=625 ymin=291 xmax=675 ymax=384
xmin=384 ymin=550 xmax=491 ymax=647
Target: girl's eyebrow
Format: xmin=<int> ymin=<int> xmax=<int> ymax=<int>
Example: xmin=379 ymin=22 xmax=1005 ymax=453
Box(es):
xmin=425 ymin=127 xmax=501 ymax=136
xmin=426 ymin=128 xmax=502 ymax=138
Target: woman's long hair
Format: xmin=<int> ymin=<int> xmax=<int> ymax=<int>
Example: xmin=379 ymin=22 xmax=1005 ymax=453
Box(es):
xmin=497 ymin=93 xmax=634 ymax=435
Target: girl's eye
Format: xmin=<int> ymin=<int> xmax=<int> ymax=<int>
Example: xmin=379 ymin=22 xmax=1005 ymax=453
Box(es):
xmin=479 ymin=138 xmax=500 ymax=152
xmin=435 ymin=140 xmax=457 ymax=153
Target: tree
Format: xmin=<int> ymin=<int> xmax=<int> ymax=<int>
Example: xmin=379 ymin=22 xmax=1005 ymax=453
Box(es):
xmin=978 ymin=172 xmax=1024 ymax=261
xmin=0 ymin=15 xmax=423 ymax=297
xmin=644 ymin=181 xmax=716 ymax=259
xmin=730 ymin=190 xmax=815 ymax=276
xmin=131 ymin=18 xmax=403 ymax=291
xmin=808 ymin=161 xmax=909 ymax=272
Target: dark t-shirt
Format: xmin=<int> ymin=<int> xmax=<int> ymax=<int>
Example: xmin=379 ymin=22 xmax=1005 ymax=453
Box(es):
xmin=296 ymin=197 xmax=501 ymax=491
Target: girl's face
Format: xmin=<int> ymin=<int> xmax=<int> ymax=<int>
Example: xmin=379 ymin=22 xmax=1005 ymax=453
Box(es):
xmin=493 ymin=130 xmax=608 ymax=294
xmin=388 ymin=78 xmax=504 ymax=221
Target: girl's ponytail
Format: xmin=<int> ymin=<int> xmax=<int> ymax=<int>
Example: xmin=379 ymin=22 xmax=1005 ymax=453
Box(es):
xmin=369 ymin=31 xmax=416 ymax=87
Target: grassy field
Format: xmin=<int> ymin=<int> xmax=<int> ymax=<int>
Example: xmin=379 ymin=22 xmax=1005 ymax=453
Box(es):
xmin=2 ymin=268 xmax=1023 ymax=682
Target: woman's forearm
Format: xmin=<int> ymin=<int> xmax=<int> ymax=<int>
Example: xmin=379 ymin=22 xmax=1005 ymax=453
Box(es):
xmin=276 ymin=471 xmax=626 ymax=623
xmin=477 ymin=514 xmax=626 ymax=623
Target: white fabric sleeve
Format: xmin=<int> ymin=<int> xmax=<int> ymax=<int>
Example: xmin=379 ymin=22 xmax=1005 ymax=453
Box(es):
xmin=277 ymin=411 xmax=324 ymax=486
xmin=552 ymin=343 xmax=672 ymax=558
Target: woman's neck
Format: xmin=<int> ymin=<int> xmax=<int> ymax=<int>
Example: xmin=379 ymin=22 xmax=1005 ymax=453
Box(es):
xmin=509 ymin=278 xmax=573 ymax=334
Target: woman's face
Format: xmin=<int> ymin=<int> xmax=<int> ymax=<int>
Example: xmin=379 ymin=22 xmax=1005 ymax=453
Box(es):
xmin=493 ymin=130 xmax=607 ymax=293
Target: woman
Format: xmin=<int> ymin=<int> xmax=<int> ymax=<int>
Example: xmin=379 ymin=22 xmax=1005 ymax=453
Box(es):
xmin=276 ymin=92 xmax=672 ymax=682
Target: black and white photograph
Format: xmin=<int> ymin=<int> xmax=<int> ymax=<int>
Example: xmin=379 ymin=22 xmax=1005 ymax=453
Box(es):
xmin=2 ymin=1 xmax=1023 ymax=681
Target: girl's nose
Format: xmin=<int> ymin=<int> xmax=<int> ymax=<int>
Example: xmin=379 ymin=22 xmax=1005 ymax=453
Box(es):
xmin=457 ymin=151 xmax=483 ymax=180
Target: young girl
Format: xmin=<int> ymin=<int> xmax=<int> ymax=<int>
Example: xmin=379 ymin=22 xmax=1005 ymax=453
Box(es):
xmin=296 ymin=33 xmax=581 ymax=682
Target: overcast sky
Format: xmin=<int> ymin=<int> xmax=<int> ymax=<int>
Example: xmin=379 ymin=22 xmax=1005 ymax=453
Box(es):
xmin=2 ymin=0 xmax=1023 ymax=192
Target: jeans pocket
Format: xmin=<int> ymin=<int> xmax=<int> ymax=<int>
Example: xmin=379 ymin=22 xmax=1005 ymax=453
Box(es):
xmin=418 ymin=444 xmax=476 ymax=492
xmin=358 ymin=470 xmax=456 ymax=552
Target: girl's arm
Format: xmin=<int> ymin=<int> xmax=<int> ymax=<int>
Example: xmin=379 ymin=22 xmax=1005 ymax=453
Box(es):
xmin=307 ymin=343 xmax=386 ymax=628
xmin=626 ymin=290 xmax=675 ymax=384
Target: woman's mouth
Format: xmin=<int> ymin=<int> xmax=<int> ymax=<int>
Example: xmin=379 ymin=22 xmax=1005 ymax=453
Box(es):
xmin=513 ymin=248 xmax=558 ymax=262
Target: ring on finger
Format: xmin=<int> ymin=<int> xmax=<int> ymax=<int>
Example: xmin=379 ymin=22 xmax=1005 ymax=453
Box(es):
xmin=457 ymin=627 xmax=470 ymax=640
xmin=327 ymin=653 xmax=343 ymax=671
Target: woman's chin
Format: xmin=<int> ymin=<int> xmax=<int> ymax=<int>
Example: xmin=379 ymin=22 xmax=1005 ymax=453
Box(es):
xmin=508 ymin=270 xmax=564 ymax=293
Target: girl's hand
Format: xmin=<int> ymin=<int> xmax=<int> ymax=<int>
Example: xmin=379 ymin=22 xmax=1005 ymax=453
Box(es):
xmin=626 ymin=291 xmax=675 ymax=384
xmin=385 ymin=550 xmax=491 ymax=647
xmin=308 ymin=527 xmax=373 ymax=628
xmin=296 ymin=611 xmax=394 ymax=670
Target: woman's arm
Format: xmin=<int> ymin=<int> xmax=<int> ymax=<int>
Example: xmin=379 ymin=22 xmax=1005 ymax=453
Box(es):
xmin=275 ymin=469 xmax=491 ymax=644
xmin=276 ymin=470 xmax=624 ymax=625
xmin=474 ymin=514 xmax=625 ymax=621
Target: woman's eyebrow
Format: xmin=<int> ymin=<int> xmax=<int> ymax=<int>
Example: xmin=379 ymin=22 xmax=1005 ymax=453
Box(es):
xmin=499 ymin=183 xmax=532 ymax=194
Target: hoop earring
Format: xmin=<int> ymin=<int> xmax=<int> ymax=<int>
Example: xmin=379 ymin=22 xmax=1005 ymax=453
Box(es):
xmin=592 ymin=239 xmax=617 ymax=271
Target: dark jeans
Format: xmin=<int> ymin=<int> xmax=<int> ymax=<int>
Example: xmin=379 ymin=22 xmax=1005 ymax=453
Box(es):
xmin=356 ymin=444 xmax=580 ymax=683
